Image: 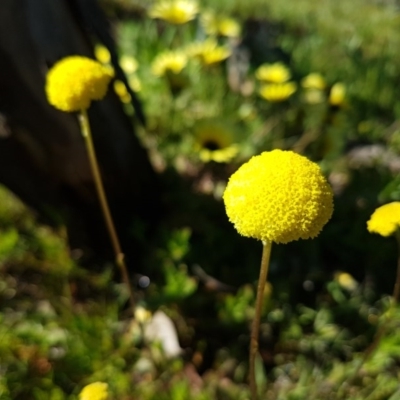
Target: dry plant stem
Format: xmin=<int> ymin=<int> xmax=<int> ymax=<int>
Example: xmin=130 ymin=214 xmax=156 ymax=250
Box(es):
xmin=78 ymin=110 xmax=135 ymax=312
xmin=249 ymin=240 xmax=272 ymax=400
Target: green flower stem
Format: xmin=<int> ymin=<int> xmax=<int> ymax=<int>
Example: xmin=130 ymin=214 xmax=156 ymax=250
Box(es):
xmin=249 ymin=240 xmax=272 ymax=400
xmin=78 ymin=110 xmax=135 ymax=312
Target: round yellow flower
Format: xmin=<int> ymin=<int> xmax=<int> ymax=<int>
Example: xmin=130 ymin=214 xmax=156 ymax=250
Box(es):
xmin=259 ymin=82 xmax=297 ymax=102
xmin=120 ymin=55 xmax=139 ymax=74
xmin=223 ymin=150 xmax=334 ymax=244
xmin=148 ymin=0 xmax=198 ymax=24
xmin=46 ymin=56 xmax=114 ymax=112
xmin=334 ymin=271 xmax=358 ymax=291
xmin=329 ymin=82 xmax=346 ymax=106
xmin=94 ymin=44 xmax=111 ymax=65
xmin=79 ymin=382 xmax=108 ymax=400
xmin=301 ymin=73 xmax=326 ymax=90
xmin=367 ymin=202 xmax=400 ymax=237
xmin=255 ymin=63 xmax=291 ymax=83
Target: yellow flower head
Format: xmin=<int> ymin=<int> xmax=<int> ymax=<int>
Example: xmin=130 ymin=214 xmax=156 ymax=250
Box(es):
xmin=114 ymin=80 xmax=131 ymax=103
xmin=187 ymin=39 xmax=231 ymax=65
xmin=94 ymin=44 xmax=111 ymax=65
xmin=46 ymin=56 xmax=114 ymax=112
xmin=334 ymin=271 xmax=358 ymax=291
xmin=255 ymin=62 xmax=291 ymax=83
xmin=301 ymin=73 xmax=326 ymax=90
xmin=79 ymin=382 xmax=108 ymax=400
xmin=151 ymin=50 xmax=188 ymax=76
xmin=201 ymin=11 xmax=241 ymax=38
xmin=195 ymin=120 xmax=238 ymax=163
xmin=329 ymin=82 xmax=346 ymax=106
xmin=120 ymin=55 xmax=139 ymax=74
xmin=223 ymin=150 xmax=334 ymax=244
xmin=259 ymin=82 xmax=297 ymax=102
xmin=148 ymin=0 xmax=198 ymax=24
xmin=367 ymin=202 xmax=400 ymax=237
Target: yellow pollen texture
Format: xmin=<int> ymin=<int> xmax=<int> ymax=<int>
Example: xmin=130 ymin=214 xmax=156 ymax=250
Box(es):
xmin=223 ymin=150 xmax=334 ymax=244
xmin=45 ymin=55 xmax=114 ymax=112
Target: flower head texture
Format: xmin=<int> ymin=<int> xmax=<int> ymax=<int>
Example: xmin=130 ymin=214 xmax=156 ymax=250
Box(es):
xmin=255 ymin=63 xmax=291 ymax=83
xmin=223 ymin=150 xmax=334 ymax=244
xmin=148 ymin=0 xmax=198 ymax=24
xmin=367 ymin=202 xmax=400 ymax=237
xmin=79 ymin=382 xmax=108 ymax=400
xmin=46 ymin=56 xmax=114 ymax=112
xmin=259 ymin=82 xmax=297 ymax=102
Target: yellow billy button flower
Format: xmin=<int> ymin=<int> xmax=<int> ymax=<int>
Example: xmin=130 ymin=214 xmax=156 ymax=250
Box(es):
xmin=46 ymin=56 xmax=114 ymax=112
xmin=367 ymin=202 xmax=400 ymax=237
xmin=148 ymin=0 xmax=198 ymax=25
xmin=79 ymin=382 xmax=109 ymax=400
xmin=223 ymin=150 xmax=334 ymax=244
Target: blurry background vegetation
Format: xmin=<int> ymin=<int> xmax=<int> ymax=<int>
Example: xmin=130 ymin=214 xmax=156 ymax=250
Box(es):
xmin=2 ymin=0 xmax=400 ymax=398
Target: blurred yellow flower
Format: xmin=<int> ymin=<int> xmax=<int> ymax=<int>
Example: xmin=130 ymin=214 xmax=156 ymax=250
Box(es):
xmin=367 ymin=202 xmax=400 ymax=237
xmin=114 ymin=80 xmax=131 ymax=103
xmin=135 ymin=306 xmax=152 ymax=323
xmin=128 ymin=75 xmax=142 ymax=92
xmin=329 ymin=82 xmax=346 ymax=106
xmin=187 ymin=39 xmax=231 ymax=65
xmin=255 ymin=62 xmax=291 ymax=83
xmin=301 ymin=73 xmax=326 ymax=90
xmin=195 ymin=120 xmax=238 ymax=163
xmin=79 ymin=382 xmax=108 ymax=400
xmin=201 ymin=11 xmax=241 ymax=38
xmin=223 ymin=150 xmax=334 ymax=243
xmin=303 ymin=89 xmax=325 ymax=104
xmin=46 ymin=56 xmax=114 ymax=112
xmin=148 ymin=0 xmax=198 ymax=24
xmin=94 ymin=44 xmax=111 ymax=65
xmin=259 ymin=82 xmax=297 ymax=102
xmin=334 ymin=271 xmax=358 ymax=291
xmin=151 ymin=50 xmax=188 ymax=76
xmin=120 ymin=55 xmax=139 ymax=74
